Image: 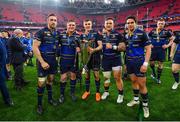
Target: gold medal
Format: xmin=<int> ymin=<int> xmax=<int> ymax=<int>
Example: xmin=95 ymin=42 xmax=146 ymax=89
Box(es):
xmin=156 ymin=28 xmax=160 ymax=42
xmin=157 ymin=35 xmax=160 ymax=42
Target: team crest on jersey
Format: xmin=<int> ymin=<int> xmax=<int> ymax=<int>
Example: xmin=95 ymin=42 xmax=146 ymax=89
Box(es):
xmin=133 ymin=35 xmax=138 ymax=39
xmin=112 ymin=34 xmax=115 ymax=38
xmin=47 ymin=33 xmax=51 ymax=36
xmin=129 ymin=50 xmax=132 ymax=53
xmin=45 ymin=31 xmax=51 ymax=36
xmin=162 ymin=31 xmax=166 ymax=35
xmin=83 ymin=34 xmax=86 ymax=38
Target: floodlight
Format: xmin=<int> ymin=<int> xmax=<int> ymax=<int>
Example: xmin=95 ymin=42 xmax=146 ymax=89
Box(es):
xmin=119 ymin=0 xmax=125 ymax=3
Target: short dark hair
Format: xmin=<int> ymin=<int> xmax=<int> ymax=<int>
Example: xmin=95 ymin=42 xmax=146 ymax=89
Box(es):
xmin=126 ymin=15 xmax=137 ymax=23
xmin=47 ymin=13 xmax=57 ymax=18
xmin=2 ymin=30 xmax=10 ymax=37
xmin=67 ymin=19 xmax=75 ymax=23
xmin=157 ymin=18 xmax=165 ymax=22
xmin=84 ymin=19 xmax=92 ymax=22
xmin=105 ymin=17 xmax=114 ymax=21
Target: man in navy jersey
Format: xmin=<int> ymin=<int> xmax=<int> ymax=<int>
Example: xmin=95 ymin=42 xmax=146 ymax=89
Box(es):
xmin=80 ymin=19 xmax=102 ymax=102
xmin=149 ymin=18 xmax=174 ymax=84
xmin=100 ymin=17 xmax=125 ymax=104
xmin=58 ymin=20 xmax=80 ymax=104
xmin=170 ymin=31 xmax=180 ymax=90
xmin=125 ymin=16 xmax=151 ymax=118
xmin=33 ymin=14 xmax=59 ymax=115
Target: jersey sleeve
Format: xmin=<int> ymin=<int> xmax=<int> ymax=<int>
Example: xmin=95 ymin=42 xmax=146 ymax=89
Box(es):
xmin=118 ymin=33 xmax=125 ymax=43
xmin=148 ymin=30 xmax=153 ymax=37
xmin=96 ymin=32 xmax=102 ymax=42
xmin=97 ymin=32 xmax=103 ymax=43
xmin=34 ymin=29 xmax=43 ymax=42
xmin=75 ymin=34 xmax=81 ymax=47
xmin=142 ymin=31 xmax=151 ymax=46
xmin=167 ymin=30 xmax=173 ymax=38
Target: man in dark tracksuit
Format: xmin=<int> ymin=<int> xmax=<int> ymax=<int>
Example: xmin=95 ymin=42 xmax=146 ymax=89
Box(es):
xmin=33 ymin=14 xmax=60 ymax=115
xmin=8 ymin=29 xmax=27 ymax=90
xmin=0 ymin=38 xmax=14 ymax=106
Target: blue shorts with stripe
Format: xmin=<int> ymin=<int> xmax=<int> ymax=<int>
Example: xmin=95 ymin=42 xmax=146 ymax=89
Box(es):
xmin=173 ymin=51 xmax=180 ymax=64
xmin=150 ymin=47 xmax=166 ymax=62
xmin=60 ymin=58 xmax=77 ymax=74
xmin=37 ymin=54 xmax=57 ymax=77
xmin=102 ymin=55 xmax=122 ymax=71
xmin=126 ymin=57 xmax=146 ymax=77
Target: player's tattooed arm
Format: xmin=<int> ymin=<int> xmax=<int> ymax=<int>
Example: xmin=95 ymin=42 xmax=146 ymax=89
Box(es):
xmin=92 ymin=40 xmax=102 ymax=53
xmin=162 ymin=36 xmax=174 ymax=49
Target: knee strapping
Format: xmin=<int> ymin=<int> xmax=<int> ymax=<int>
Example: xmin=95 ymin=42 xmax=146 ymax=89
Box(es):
xmin=103 ymin=71 xmax=111 ymax=78
xmin=103 ymin=71 xmax=111 ymax=83
xmin=38 ymin=77 xmax=46 ymax=86
xmin=112 ymin=66 xmax=122 ymax=71
xmin=60 ymin=80 xmax=67 ymax=83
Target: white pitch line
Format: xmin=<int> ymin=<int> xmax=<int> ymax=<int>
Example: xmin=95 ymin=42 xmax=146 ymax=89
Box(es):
xmin=152 ymin=64 xmax=172 ymax=69
xmin=162 ymin=66 xmax=171 ymax=69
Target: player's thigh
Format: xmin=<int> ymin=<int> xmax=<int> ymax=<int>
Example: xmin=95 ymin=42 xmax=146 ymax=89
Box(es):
xmin=60 ymin=73 xmax=67 ymax=81
xmin=172 ymin=63 xmax=180 ymax=72
xmin=70 ymin=72 xmax=76 ymax=80
xmin=112 ymin=66 xmax=122 ymax=79
xmin=47 ymin=74 xmax=55 ymax=84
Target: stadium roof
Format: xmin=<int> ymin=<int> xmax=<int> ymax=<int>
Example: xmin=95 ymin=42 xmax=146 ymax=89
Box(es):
xmin=3 ymin=0 xmax=155 ymax=14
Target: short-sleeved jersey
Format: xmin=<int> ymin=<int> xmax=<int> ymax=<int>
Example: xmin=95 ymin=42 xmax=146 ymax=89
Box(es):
xmin=100 ymin=30 xmax=124 ymax=58
xmin=125 ymin=28 xmax=151 ymax=58
xmin=149 ymin=28 xmax=173 ymax=47
xmin=34 ymin=27 xmax=60 ymax=55
xmin=59 ymin=31 xmax=80 ymax=59
xmin=174 ymin=31 xmax=180 ymax=52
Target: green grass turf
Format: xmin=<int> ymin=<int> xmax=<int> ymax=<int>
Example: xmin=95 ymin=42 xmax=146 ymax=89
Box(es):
xmin=0 ymin=59 xmax=180 ymax=121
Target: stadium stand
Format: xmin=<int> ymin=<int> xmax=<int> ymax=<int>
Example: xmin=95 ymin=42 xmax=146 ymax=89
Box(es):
xmin=0 ymin=0 xmax=179 ymax=32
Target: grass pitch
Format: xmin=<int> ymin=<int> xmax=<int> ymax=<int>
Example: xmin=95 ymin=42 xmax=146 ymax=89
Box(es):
xmin=0 ymin=60 xmax=180 ymax=121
